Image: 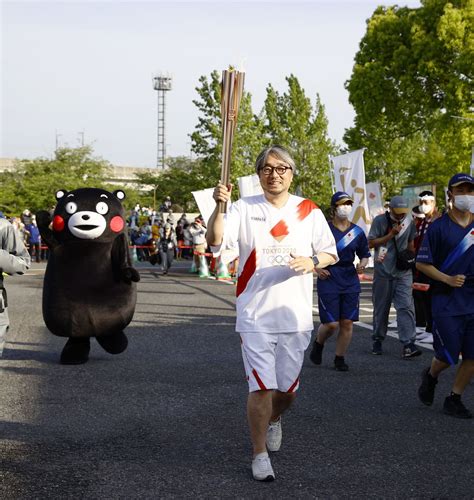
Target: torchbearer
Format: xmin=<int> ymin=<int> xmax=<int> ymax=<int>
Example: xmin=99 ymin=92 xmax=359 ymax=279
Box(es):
xmin=207 ymin=145 xmax=338 ymax=481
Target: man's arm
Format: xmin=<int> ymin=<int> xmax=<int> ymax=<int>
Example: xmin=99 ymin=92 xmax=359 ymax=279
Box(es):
xmin=206 ymin=183 xmax=232 ymax=246
xmin=0 ymin=224 xmax=31 ymax=275
xmin=415 ymin=262 xmax=465 ymax=288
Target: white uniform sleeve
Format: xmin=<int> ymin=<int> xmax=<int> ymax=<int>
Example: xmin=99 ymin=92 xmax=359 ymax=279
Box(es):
xmin=311 ymin=209 xmax=338 ymax=263
xmin=210 ymin=200 xmax=241 ymax=260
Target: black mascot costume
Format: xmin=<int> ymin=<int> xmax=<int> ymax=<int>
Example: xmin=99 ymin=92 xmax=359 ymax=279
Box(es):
xmin=37 ymin=188 xmax=140 ymax=364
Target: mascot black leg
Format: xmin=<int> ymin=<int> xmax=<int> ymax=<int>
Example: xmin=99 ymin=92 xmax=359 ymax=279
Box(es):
xmin=96 ymin=331 xmax=128 ymax=354
xmin=60 ymin=337 xmax=91 ymax=365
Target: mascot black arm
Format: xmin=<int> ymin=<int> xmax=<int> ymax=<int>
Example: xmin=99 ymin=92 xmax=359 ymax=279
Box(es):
xmin=111 ymin=233 xmax=140 ymax=284
xmin=36 ymin=210 xmax=59 ymax=250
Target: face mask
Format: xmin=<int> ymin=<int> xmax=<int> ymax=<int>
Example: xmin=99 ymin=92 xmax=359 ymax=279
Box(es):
xmin=419 ymin=203 xmax=432 ymax=215
xmin=453 ymin=195 xmax=474 ymax=212
xmin=336 ymin=205 xmax=352 ymax=218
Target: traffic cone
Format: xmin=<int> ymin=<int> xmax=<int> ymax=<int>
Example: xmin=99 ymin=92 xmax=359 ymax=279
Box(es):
xmin=131 ymin=245 xmax=138 ymax=264
xmin=216 ymin=257 xmax=231 ymax=280
xmin=198 ymin=254 xmax=210 ymax=278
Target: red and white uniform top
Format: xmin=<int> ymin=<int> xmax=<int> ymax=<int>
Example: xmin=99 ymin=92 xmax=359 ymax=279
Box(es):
xmin=215 ymin=194 xmax=337 ymax=334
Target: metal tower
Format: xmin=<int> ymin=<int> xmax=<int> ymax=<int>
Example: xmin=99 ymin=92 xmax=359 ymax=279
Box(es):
xmin=152 ymin=74 xmax=172 ymax=169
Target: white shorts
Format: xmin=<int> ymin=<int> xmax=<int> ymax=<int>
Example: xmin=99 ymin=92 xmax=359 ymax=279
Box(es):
xmin=240 ymin=330 xmax=312 ymax=393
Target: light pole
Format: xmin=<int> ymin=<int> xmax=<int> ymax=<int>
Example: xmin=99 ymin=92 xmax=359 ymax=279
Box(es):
xmin=152 ymin=74 xmax=172 ymax=169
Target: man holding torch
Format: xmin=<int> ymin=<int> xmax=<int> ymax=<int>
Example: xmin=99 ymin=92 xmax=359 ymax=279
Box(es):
xmin=207 ymin=145 xmax=337 ymax=481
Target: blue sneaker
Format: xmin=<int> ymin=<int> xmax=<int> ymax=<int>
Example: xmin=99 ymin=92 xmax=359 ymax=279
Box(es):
xmin=372 ymin=340 xmax=382 ymax=355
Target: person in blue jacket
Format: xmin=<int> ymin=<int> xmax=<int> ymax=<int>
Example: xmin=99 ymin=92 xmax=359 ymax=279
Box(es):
xmin=309 ymin=192 xmax=371 ymax=371
xmin=417 ymin=173 xmax=474 ymax=419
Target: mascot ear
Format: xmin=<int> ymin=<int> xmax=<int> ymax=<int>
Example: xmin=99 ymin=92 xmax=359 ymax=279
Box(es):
xmin=56 ymin=190 xmax=68 ymax=200
xmin=114 ymin=190 xmax=126 ymax=201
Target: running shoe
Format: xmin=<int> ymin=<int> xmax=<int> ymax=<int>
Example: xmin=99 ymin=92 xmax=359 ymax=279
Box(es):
xmin=402 ymin=343 xmax=422 ymax=358
xmin=252 ymin=452 xmax=275 ymax=481
xmin=372 ymin=340 xmax=383 ymax=355
xmin=309 ymin=341 xmax=324 ymax=365
xmin=443 ymin=396 xmax=473 ymax=419
xmin=266 ymin=418 xmax=282 ymax=452
xmin=418 ymin=367 xmax=437 ymax=406
xmin=334 ymin=356 xmax=349 ymax=371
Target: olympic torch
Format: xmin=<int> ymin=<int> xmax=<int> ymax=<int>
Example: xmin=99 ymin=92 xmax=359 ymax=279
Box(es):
xmin=219 ymin=67 xmax=245 ymax=213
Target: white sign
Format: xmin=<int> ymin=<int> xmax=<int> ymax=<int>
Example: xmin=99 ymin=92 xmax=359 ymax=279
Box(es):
xmin=330 ymin=149 xmax=371 ymax=234
xmin=238 ymin=174 xmax=263 ymax=198
xmin=191 ymin=188 xmax=216 ymax=225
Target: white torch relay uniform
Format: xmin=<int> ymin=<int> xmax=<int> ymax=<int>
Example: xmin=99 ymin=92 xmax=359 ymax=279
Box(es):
xmin=213 ymin=194 xmax=337 ymax=392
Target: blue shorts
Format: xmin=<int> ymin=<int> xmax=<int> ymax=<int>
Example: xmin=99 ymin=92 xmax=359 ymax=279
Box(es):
xmin=432 ymin=313 xmax=474 ymax=365
xmin=318 ymin=293 xmax=359 ymax=324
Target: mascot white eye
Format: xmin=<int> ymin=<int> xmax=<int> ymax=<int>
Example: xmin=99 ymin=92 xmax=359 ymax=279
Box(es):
xmin=65 ymin=202 xmax=77 ymax=214
xmin=96 ymin=202 xmax=109 ymax=215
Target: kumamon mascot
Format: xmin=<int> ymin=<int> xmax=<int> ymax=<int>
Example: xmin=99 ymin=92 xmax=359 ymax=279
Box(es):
xmin=37 ymin=188 xmax=140 ymax=364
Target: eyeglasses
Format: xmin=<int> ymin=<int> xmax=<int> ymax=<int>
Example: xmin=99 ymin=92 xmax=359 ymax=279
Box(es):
xmin=259 ymin=164 xmax=293 ymax=176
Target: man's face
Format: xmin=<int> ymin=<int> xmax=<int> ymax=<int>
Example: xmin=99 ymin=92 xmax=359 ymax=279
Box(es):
xmin=390 ymin=209 xmax=406 ymax=223
xmin=258 ymin=154 xmax=293 ymax=196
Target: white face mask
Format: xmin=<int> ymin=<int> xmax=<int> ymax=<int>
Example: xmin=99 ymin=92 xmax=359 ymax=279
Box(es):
xmin=453 ymin=194 xmax=474 ymax=212
xmin=419 ymin=203 xmax=433 ymax=215
xmin=336 ymin=205 xmax=352 ymax=219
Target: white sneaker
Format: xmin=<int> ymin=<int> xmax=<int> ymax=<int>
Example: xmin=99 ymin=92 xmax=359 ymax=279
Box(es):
xmin=266 ymin=417 xmax=282 ymax=452
xmin=416 ymin=327 xmax=426 ymax=334
xmin=252 ymin=452 xmax=275 ymax=481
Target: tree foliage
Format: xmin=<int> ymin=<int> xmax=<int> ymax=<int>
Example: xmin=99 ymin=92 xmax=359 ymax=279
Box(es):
xmin=264 ymin=75 xmax=336 ymax=204
xmin=190 ymin=70 xmax=267 ymax=193
xmin=345 ymin=0 xmax=474 ymax=201
xmin=190 ymin=71 xmax=335 ymax=205
xmin=135 ymin=156 xmax=209 ymax=212
xmin=0 ymin=146 xmax=113 ymax=214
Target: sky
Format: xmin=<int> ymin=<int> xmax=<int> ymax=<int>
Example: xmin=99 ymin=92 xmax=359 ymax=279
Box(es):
xmin=1 ymin=0 xmax=422 ymax=168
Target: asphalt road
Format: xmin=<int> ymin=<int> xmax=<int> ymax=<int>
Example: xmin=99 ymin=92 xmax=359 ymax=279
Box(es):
xmin=1 ymin=261 xmax=473 ymax=499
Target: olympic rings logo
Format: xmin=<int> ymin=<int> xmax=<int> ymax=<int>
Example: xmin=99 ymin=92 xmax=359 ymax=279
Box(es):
xmin=267 ymin=254 xmax=291 ymax=266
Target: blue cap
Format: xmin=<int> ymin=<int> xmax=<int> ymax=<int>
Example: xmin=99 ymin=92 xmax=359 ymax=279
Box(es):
xmin=331 ymin=191 xmax=353 ymax=206
xmin=389 ymin=195 xmax=409 ymax=214
xmin=448 ymin=173 xmax=474 ymax=190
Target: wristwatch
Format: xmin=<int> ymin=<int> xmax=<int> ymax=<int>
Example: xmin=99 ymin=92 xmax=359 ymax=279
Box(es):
xmin=312 ymin=255 xmax=319 ymax=268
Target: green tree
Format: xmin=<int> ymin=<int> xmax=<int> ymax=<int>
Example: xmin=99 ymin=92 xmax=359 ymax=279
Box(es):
xmin=264 ymin=74 xmax=336 ymax=204
xmin=0 ymin=146 xmax=113 ymax=214
xmin=190 ymin=70 xmax=266 ymax=193
xmin=135 ymin=156 xmax=210 ymax=212
xmin=345 ymin=0 xmax=474 ymax=200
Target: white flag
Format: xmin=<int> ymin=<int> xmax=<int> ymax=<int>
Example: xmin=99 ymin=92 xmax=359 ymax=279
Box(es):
xmin=191 ymin=188 xmax=216 ymax=226
xmin=330 ymin=149 xmax=371 ymax=234
xmin=238 ymin=174 xmax=263 ymax=198
xmin=366 ymin=181 xmax=384 ymax=219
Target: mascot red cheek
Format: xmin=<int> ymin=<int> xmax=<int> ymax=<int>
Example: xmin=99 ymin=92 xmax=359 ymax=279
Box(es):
xmin=36 ymin=188 xmax=140 ymax=365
